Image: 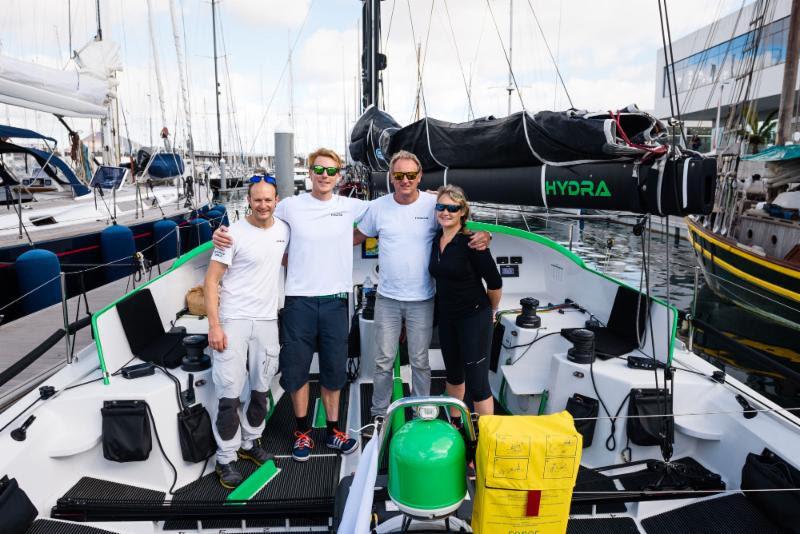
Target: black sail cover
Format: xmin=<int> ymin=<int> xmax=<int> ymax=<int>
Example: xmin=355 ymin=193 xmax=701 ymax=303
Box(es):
xmin=348 ymin=105 xmax=715 ymax=216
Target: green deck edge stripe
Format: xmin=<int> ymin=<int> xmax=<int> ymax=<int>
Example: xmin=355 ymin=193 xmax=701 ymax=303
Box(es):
xmin=313 ymin=397 xmax=327 ymax=428
xmin=226 ymin=460 xmax=280 ymax=503
xmin=91 ymin=241 xmax=215 ymax=384
xmin=390 ymin=349 xmax=404 ymax=434
xmin=466 ymin=221 xmax=678 ymax=364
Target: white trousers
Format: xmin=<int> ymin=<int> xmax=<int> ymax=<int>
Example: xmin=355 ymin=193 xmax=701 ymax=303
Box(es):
xmin=211 ymin=318 xmax=279 ymax=464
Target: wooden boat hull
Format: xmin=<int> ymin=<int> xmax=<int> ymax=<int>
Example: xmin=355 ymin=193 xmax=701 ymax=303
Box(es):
xmin=686 ymin=216 xmax=800 ymax=330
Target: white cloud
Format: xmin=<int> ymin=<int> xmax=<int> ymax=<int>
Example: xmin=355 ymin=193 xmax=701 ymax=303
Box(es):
xmin=223 ymin=0 xmax=311 ymax=29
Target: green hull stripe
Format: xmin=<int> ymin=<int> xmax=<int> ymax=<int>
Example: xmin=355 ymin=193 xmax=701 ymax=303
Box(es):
xmin=466 ymin=221 xmax=678 ymax=364
xmin=313 ymin=397 xmax=327 ymax=428
xmin=226 ymin=460 xmax=281 ymax=502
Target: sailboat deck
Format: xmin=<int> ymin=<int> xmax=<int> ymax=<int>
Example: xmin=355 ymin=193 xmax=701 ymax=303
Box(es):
xmin=0 ymin=193 xmax=195 ymax=247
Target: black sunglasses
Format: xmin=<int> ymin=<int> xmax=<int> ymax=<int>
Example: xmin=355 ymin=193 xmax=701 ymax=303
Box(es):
xmin=249 ymin=175 xmax=277 ymax=185
xmin=392 ymin=171 xmax=419 ymax=181
xmin=435 ymin=203 xmax=461 ymax=213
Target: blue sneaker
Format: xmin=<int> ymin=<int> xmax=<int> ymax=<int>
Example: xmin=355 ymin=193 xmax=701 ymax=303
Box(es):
xmin=326 ymin=429 xmax=358 ymax=455
xmin=292 ymin=430 xmax=314 ymax=462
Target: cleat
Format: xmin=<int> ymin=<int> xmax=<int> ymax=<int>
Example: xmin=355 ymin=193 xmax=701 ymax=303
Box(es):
xmin=326 ymin=428 xmax=358 ymax=455
xmin=215 ymin=462 xmax=243 ymax=489
xmin=237 ymin=445 xmax=273 ymax=466
xmin=292 ymin=430 xmax=314 ymax=462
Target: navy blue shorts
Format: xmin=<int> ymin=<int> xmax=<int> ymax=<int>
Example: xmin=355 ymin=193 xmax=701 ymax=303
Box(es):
xmin=279 ymin=296 xmax=349 ymax=393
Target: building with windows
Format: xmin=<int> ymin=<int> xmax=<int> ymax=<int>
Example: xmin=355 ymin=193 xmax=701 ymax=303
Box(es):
xmin=654 ymin=0 xmax=797 ymax=128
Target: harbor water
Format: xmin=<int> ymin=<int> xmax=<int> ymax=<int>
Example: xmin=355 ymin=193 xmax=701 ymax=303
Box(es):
xmin=471 ymin=204 xmax=800 ymax=410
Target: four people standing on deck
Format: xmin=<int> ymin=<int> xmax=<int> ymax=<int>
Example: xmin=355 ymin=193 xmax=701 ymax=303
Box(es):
xmin=205 ymin=147 xmax=497 ymax=487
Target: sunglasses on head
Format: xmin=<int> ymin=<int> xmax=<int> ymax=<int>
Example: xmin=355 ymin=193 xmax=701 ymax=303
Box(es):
xmin=312 ymin=165 xmax=340 ymax=176
xmin=435 ymin=203 xmax=461 ymax=213
xmin=392 ymin=171 xmax=419 ymax=181
xmin=249 ymin=175 xmax=277 ymax=185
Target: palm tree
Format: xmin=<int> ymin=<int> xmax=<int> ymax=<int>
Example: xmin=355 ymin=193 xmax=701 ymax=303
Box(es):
xmin=740 ymin=108 xmax=778 ymax=153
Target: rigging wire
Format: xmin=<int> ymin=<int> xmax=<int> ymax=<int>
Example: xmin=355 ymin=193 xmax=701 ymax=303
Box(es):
xmin=466 ymin=2 xmax=489 ymax=114
xmin=524 ymin=0 xmax=573 ymax=108
xmin=442 ymin=0 xmax=475 ymax=119
xmin=406 ymin=0 xmax=437 ymax=121
xmin=217 ymin=9 xmax=246 ymax=165
xmin=247 ymin=0 xmax=316 ymax=153
xmin=382 ymin=0 xmax=396 ymax=51
xmin=484 ymin=0 xmax=526 ymax=112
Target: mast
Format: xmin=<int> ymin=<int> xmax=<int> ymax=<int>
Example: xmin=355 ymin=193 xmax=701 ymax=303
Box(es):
xmin=95 ymin=0 xmax=102 ymax=41
xmin=95 ymin=0 xmax=116 ymax=166
xmin=211 ymin=0 xmax=225 ymax=187
xmin=169 ymin=0 xmax=196 ymax=188
xmin=776 ymin=0 xmax=800 ymax=146
xmin=146 ymin=0 xmax=170 ymax=151
xmin=507 ymin=0 xmax=513 ymax=116
xmin=361 ymin=0 xmax=385 ymax=111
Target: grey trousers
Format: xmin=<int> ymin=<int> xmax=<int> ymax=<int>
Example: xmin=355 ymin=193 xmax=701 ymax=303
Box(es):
xmin=211 ymin=319 xmax=279 ymax=464
xmin=371 ymin=294 xmax=434 ymax=417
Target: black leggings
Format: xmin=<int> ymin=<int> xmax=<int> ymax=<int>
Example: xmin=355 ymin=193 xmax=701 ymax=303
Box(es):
xmin=437 ymin=306 xmax=493 ymax=402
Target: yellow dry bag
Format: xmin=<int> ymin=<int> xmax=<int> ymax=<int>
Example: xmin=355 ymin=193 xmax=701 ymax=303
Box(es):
xmin=472 ymin=412 xmax=582 ymax=534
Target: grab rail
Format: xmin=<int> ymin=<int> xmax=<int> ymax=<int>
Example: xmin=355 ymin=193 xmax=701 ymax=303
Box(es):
xmin=377 ymin=396 xmax=476 ymax=461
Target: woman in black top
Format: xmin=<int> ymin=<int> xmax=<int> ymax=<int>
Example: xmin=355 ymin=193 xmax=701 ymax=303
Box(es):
xmin=429 ymin=185 xmax=502 ymax=417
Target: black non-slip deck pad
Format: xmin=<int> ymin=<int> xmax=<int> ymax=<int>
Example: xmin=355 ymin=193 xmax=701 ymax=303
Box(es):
xmin=568 ymin=517 xmax=641 ymax=534
xmin=640 ymin=494 xmax=782 ymax=534
xmin=260 ymin=381 xmax=350 ymax=456
xmin=571 ymin=466 xmax=627 ymax=514
xmin=27 ymin=520 xmax=120 ymax=534
xmin=163 ymin=455 xmax=340 ymax=531
xmin=59 ymin=477 xmax=166 ymax=505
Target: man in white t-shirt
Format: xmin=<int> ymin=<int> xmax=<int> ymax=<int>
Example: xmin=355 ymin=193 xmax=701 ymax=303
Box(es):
xmin=204 ymin=177 xmax=289 ymax=488
xmin=354 ymin=150 xmax=490 ymax=420
xmin=212 ymin=148 xmax=366 ymax=462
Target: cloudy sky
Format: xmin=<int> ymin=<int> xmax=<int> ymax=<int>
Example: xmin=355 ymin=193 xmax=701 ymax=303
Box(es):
xmin=0 ymin=0 xmax=744 ymax=157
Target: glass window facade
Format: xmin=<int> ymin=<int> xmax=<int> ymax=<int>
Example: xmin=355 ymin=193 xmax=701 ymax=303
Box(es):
xmin=663 ymin=16 xmax=790 ymax=96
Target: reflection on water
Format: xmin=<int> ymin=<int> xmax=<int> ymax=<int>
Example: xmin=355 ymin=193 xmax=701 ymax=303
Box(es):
xmin=472 ymin=204 xmax=800 ymax=408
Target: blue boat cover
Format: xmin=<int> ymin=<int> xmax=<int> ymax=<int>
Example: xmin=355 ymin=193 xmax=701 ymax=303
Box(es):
xmin=148 ymin=153 xmax=185 ymax=179
xmin=742 ymin=144 xmax=800 ymax=162
xmin=26 ymin=146 xmax=91 ymax=196
xmin=0 ymin=124 xmax=57 ymax=144
xmin=0 ymin=140 xmax=90 ymax=196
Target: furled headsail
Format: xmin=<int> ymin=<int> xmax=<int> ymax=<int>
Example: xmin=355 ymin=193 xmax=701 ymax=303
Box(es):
xmin=349 ymin=105 xmax=715 ymax=216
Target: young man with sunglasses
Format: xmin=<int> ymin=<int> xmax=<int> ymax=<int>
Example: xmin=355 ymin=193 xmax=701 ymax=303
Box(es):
xmin=212 ymin=148 xmax=364 ymax=462
xmin=353 ymin=150 xmax=491 ymax=422
xmin=204 ymin=177 xmax=289 ymax=487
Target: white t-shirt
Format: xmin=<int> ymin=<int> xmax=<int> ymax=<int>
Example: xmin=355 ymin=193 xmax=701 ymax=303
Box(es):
xmin=357 ymin=192 xmax=437 ymax=301
xmin=275 ymin=193 xmax=369 ymax=296
xmin=211 ymin=217 xmax=290 ymax=320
